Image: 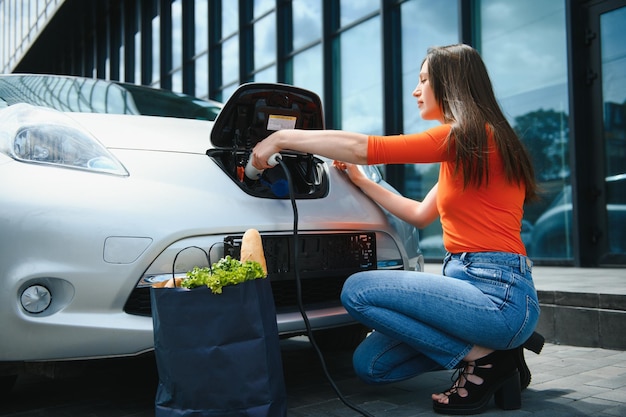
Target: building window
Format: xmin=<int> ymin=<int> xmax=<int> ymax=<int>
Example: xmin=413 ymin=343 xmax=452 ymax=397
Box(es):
xmin=292 ymin=0 xmax=322 ymax=51
xmin=253 ymin=10 xmax=276 ymax=78
xmin=134 ymin=27 xmax=141 ymax=84
xmin=340 ymin=0 xmax=379 ymax=26
xmin=221 ymin=35 xmax=239 ymax=97
xmin=172 ymin=0 xmax=182 ymax=71
xmin=293 ymin=44 xmax=323 ymax=104
xmin=340 ymin=16 xmax=382 ymax=133
xmin=194 ymin=0 xmax=208 ymax=98
xmin=220 ymin=1 xmax=240 ymax=99
xmin=401 ymin=0 xmax=460 ymax=260
xmin=481 ymin=0 xmax=569 ymax=259
xmin=151 ymin=12 xmax=160 ymax=86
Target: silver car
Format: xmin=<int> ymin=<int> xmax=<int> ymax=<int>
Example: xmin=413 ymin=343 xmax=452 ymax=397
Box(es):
xmin=0 ymin=75 xmax=422 ymax=391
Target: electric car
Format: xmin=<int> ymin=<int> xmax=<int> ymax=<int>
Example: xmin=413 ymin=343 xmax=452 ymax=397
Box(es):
xmin=0 ymin=74 xmax=423 ymax=390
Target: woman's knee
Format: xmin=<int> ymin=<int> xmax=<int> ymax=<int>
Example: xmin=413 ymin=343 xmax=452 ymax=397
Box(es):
xmin=340 ymin=272 xmax=368 ymax=310
xmin=351 ymin=341 xmax=380 ymax=384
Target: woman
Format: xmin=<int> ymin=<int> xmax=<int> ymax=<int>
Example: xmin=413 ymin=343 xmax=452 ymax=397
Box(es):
xmin=250 ymin=44 xmax=542 ymax=415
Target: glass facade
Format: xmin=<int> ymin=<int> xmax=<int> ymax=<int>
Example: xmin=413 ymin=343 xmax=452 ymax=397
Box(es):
xmin=601 ymin=6 xmax=626 ymax=257
xmin=401 ymin=0 xmax=459 ymax=258
xmin=0 ymin=0 xmax=63 ymax=74
xmin=481 ymin=0 xmax=569 ymax=260
xmin=1 ymin=0 xmax=624 ymax=266
xmin=340 ymin=17 xmax=382 ymax=134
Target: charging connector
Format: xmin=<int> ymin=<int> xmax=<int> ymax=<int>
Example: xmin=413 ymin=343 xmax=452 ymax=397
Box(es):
xmin=245 ymin=153 xmax=281 ymax=180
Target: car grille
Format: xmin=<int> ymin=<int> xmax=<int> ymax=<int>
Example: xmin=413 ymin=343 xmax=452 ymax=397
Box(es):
xmin=124 ymin=275 xmax=349 ymax=317
xmin=124 ymin=232 xmax=378 ymax=317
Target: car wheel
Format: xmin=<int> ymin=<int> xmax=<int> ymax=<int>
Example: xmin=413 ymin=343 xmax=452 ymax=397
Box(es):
xmin=0 ymin=374 xmax=17 ymax=398
xmin=312 ymin=324 xmax=370 ymax=352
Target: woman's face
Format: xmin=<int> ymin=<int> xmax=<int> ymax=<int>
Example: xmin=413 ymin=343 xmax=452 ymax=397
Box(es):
xmin=412 ymin=60 xmax=444 ymax=123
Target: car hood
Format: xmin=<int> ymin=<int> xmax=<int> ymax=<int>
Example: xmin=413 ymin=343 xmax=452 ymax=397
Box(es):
xmin=65 ymin=112 xmax=215 ymax=154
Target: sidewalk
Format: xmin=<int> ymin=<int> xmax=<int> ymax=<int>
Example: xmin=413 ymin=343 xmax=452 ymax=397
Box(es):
xmin=2 ymin=266 xmax=625 ymax=417
xmin=285 ymin=339 xmax=626 ymax=417
xmin=292 ymin=263 xmax=626 ymax=417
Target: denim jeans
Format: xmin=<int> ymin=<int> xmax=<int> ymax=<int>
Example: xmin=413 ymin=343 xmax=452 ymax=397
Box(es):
xmin=340 ymin=251 xmax=540 ymax=384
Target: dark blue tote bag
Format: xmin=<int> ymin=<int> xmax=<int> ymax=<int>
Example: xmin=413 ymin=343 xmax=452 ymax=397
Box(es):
xmin=150 ymin=278 xmax=287 ymax=417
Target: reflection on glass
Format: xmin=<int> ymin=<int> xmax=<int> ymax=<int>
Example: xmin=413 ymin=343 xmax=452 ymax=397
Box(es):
xmin=0 ymin=74 xmax=221 ymax=121
xmin=402 ymin=0 xmax=458 ymax=135
xmin=601 ymin=6 xmax=626 ymax=255
xmin=481 ymin=0 xmax=569 ymax=260
xmin=254 ymin=12 xmax=276 ymax=71
xmin=1 ymin=0 xmax=66 ymax=72
xmin=400 ymin=0 xmax=459 ymax=261
xmin=340 ymin=0 xmax=379 ymax=26
xmin=195 ymin=53 xmax=209 ymax=99
xmin=134 ymin=30 xmax=141 ymax=84
xmin=254 ymin=65 xmax=276 ymax=83
xmin=222 ymin=36 xmax=239 ymax=85
xmin=601 ymin=6 xmax=626 ymax=178
xmin=172 ymin=0 xmax=182 ymax=70
xmin=172 ymin=69 xmax=182 ymax=93
xmin=119 ymin=44 xmax=124 ymax=82
xmin=195 ymin=0 xmax=208 ymax=55
xmin=293 ymin=0 xmax=322 ymax=51
xmin=254 ymin=0 xmax=274 ymax=18
xmin=340 ymin=17 xmax=382 ymax=134
xmin=293 ymin=44 xmax=323 ymax=104
xmin=30 ymin=1 xmax=38 ymax=33
xmin=152 ymin=13 xmax=160 ymax=86
xmin=221 ymin=83 xmax=237 ymax=103
xmin=222 ymin=1 xmax=238 ymax=36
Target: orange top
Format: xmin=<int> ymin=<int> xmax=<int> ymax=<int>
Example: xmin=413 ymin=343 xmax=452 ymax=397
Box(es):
xmin=368 ymin=124 xmax=526 ymax=255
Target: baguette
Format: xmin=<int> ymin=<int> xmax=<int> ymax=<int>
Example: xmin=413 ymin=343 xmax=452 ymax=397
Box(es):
xmin=152 ymin=277 xmax=184 ymax=288
xmin=240 ymin=229 xmax=267 ymax=276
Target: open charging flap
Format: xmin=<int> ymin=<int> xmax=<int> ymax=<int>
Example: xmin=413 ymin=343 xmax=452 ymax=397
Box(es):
xmin=207 ymin=83 xmax=328 ymax=199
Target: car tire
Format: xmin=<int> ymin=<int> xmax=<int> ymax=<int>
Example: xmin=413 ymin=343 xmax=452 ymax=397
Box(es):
xmin=312 ymin=324 xmax=370 ymax=352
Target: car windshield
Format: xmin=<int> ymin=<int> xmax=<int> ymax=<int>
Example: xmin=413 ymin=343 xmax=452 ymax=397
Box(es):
xmin=0 ymin=74 xmax=221 ymax=121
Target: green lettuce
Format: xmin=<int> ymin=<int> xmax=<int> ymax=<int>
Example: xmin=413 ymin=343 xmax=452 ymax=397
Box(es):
xmin=180 ymin=255 xmax=266 ymax=294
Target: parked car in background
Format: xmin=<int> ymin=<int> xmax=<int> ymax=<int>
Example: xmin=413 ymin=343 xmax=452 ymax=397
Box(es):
xmin=531 ymin=174 xmax=626 ymax=258
xmin=0 ymin=75 xmax=423 ymax=392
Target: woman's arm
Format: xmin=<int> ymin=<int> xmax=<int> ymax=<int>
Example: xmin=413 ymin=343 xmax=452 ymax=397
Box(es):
xmin=339 ymin=162 xmax=440 ymax=229
xmin=250 ymin=129 xmax=369 ymax=169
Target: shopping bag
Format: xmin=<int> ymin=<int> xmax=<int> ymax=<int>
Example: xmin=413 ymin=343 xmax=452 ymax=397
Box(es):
xmin=150 ymin=246 xmax=287 ymax=417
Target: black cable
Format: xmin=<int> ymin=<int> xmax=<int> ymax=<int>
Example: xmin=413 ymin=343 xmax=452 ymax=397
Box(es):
xmin=277 ymin=159 xmax=375 ymax=417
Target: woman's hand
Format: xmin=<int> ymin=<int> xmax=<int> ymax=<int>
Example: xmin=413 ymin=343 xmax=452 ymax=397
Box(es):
xmin=251 ymin=131 xmax=283 ymax=170
xmin=251 ymin=129 xmax=369 ymax=171
xmin=334 ymin=162 xmax=441 ymax=229
xmin=333 ymin=161 xmax=368 ymax=188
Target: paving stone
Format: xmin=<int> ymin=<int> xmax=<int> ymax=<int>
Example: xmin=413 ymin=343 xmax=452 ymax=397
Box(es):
xmin=3 ymin=265 xmax=626 ymax=416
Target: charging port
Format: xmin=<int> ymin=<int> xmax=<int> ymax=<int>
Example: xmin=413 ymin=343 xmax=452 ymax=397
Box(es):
xmin=207 ymin=149 xmax=329 ymax=199
xmin=207 ymin=83 xmax=328 ymax=199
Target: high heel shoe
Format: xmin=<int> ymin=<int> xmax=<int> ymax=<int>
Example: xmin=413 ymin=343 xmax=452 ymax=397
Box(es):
xmin=433 ymin=349 xmax=521 ymax=415
xmin=516 ymin=331 xmax=545 ymax=390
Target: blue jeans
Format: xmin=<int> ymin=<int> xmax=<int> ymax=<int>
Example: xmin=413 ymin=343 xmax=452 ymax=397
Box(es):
xmin=340 ymin=251 xmax=540 ymax=384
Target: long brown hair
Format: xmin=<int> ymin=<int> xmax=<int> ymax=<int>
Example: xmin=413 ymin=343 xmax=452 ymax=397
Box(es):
xmin=425 ymin=44 xmax=538 ymax=202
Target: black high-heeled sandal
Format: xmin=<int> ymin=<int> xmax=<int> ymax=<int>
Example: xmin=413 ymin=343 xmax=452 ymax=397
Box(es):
xmin=432 ymin=349 xmax=521 ymax=415
xmin=516 ymin=331 xmax=545 ymax=390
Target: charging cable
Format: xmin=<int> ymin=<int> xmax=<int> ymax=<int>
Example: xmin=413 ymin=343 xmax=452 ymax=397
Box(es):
xmin=276 ymin=158 xmax=375 ymax=417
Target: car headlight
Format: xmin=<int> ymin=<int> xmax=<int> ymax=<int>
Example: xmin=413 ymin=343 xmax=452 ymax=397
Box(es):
xmin=0 ymin=103 xmax=128 ymax=175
